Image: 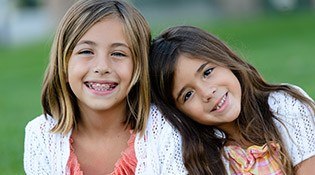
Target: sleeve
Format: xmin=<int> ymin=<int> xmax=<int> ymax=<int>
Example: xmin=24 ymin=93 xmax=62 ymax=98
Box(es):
xmin=268 ymin=86 xmax=315 ymax=166
xmin=24 ymin=115 xmax=51 ymax=175
xmin=135 ymin=105 xmax=188 ymax=175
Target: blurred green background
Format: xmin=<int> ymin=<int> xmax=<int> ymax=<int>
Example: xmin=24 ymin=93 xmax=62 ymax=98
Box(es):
xmin=0 ymin=0 xmax=314 ymax=174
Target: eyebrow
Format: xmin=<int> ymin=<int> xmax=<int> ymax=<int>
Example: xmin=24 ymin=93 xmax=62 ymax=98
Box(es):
xmin=76 ymin=40 xmax=96 ymax=47
xmin=197 ymin=62 xmax=209 ymax=74
xmin=111 ymin=42 xmax=130 ymax=49
xmin=75 ymin=40 xmax=131 ymax=50
xmin=175 ymin=61 xmax=208 ymax=102
xmin=75 ymin=41 xmax=130 ymax=50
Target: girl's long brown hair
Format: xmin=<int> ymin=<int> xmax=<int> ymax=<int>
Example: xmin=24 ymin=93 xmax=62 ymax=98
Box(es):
xmin=149 ymin=25 xmax=315 ymax=175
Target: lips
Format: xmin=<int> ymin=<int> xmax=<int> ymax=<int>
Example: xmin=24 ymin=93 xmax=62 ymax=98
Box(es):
xmin=211 ymin=93 xmax=227 ymax=112
xmin=85 ymin=82 xmax=118 ymax=91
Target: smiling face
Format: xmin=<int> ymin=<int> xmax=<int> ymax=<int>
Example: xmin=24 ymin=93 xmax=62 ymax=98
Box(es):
xmin=67 ymin=16 xmax=133 ymax=113
xmin=172 ymin=54 xmax=242 ymax=130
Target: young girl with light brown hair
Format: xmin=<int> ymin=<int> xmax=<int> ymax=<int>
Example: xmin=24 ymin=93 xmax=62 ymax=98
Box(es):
xmin=24 ymin=0 xmax=186 ymax=174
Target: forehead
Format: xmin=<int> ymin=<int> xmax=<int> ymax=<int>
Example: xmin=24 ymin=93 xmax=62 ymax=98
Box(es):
xmin=172 ymin=55 xmax=205 ymax=93
xmin=174 ymin=54 xmax=206 ymax=75
xmin=87 ymin=16 xmax=124 ymax=37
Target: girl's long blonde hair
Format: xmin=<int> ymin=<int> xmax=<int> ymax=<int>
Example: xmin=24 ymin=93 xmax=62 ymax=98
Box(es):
xmin=42 ymin=0 xmax=151 ymax=135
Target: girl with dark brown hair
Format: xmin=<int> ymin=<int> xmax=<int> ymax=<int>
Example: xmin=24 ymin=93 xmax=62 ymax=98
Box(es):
xmin=149 ymin=25 xmax=315 ymax=175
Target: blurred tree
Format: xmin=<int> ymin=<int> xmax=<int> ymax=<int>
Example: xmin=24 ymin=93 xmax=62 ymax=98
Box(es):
xmin=17 ymin=0 xmax=42 ymax=8
xmin=265 ymin=0 xmax=313 ymax=11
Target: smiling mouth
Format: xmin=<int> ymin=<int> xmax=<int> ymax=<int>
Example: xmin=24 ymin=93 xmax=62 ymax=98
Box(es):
xmin=85 ymin=82 xmax=118 ymax=91
xmin=211 ymin=93 xmax=227 ymax=112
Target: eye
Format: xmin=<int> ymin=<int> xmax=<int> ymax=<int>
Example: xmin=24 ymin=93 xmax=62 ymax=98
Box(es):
xmin=78 ymin=50 xmax=93 ymax=55
xmin=203 ymin=67 xmax=214 ymax=78
xmin=183 ymin=91 xmax=193 ymax=102
xmin=111 ymin=52 xmax=126 ymax=57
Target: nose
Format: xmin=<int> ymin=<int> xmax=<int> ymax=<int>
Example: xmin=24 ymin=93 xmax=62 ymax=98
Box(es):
xmin=93 ymin=55 xmax=112 ymax=75
xmin=200 ymin=86 xmax=216 ymax=103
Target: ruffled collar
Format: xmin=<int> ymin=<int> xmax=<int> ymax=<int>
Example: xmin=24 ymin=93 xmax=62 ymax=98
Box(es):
xmin=223 ymin=142 xmax=283 ymax=175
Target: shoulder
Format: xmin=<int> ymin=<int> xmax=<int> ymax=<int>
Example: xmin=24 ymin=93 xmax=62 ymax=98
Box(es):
xmin=24 ymin=114 xmax=62 ymax=152
xmin=135 ymin=104 xmax=187 ymax=174
xmin=24 ymin=114 xmax=71 ymax=174
xmin=25 ymin=114 xmax=57 ymax=134
xmin=146 ymin=105 xmax=183 ymax=143
xmin=268 ymin=84 xmax=314 ymax=117
xmin=147 ymin=105 xmax=173 ymax=133
xmin=268 ymin=84 xmax=315 ymax=166
xmin=137 ymin=104 xmax=182 ymax=146
xmin=25 ymin=114 xmax=71 ymax=145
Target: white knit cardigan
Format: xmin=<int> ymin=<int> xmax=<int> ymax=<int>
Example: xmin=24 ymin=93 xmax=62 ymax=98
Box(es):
xmin=24 ymin=105 xmax=188 ymax=175
xmin=266 ymin=86 xmax=315 ymax=166
xmin=24 ymin=86 xmax=315 ymax=174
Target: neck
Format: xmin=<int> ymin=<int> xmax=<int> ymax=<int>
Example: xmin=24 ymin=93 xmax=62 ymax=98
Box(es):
xmin=217 ymin=121 xmax=237 ymax=138
xmin=218 ymin=122 xmax=253 ymax=148
xmin=76 ymin=104 xmax=128 ymax=138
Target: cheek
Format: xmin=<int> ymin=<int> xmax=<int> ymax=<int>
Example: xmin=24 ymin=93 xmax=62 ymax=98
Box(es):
xmin=117 ymin=62 xmax=133 ymax=81
xmin=67 ymin=67 xmax=74 ymax=84
xmin=234 ymin=80 xmax=242 ymax=99
xmin=179 ymin=101 xmax=201 ymax=119
xmin=67 ymin=66 xmax=78 ymax=81
xmin=188 ymin=104 xmax=202 ymax=117
xmin=67 ymin=62 xmax=86 ymax=87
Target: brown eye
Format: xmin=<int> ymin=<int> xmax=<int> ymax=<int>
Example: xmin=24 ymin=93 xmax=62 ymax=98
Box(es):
xmin=203 ymin=67 xmax=214 ymax=78
xmin=183 ymin=91 xmax=193 ymax=102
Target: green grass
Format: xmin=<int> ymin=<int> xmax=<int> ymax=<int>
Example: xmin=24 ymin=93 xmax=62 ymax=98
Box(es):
xmin=0 ymin=41 xmax=50 ymax=174
xmin=0 ymin=11 xmax=314 ymax=174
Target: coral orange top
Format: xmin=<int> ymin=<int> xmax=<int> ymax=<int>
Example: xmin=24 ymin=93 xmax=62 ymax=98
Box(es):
xmin=67 ymin=133 xmax=137 ymax=175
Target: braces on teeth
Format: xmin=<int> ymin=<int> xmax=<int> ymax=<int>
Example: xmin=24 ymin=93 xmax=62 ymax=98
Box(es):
xmin=87 ymin=83 xmax=113 ymax=91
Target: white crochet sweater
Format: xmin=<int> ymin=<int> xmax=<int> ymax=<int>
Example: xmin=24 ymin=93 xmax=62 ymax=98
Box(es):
xmin=266 ymin=86 xmax=315 ymax=166
xmin=24 ymin=105 xmax=188 ymax=175
xmin=24 ymin=86 xmax=315 ymax=174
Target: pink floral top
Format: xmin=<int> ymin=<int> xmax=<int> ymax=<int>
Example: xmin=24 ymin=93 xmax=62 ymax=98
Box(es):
xmin=67 ymin=133 xmax=137 ymax=175
xmin=224 ymin=142 xmax=283 ymax=175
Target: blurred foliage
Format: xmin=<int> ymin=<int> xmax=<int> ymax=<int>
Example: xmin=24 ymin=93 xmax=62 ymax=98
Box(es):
xmin=17 ymin=0 xmax=42 ymax=8
xmin=0 ymin=40 xmax=50 ymax=174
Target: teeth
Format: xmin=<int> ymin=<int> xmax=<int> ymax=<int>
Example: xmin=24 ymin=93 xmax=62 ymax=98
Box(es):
xmin=215 ymin=94 xmax=227 ymax=110
xmin=86 ymin=82 xmax=114 ymax=91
